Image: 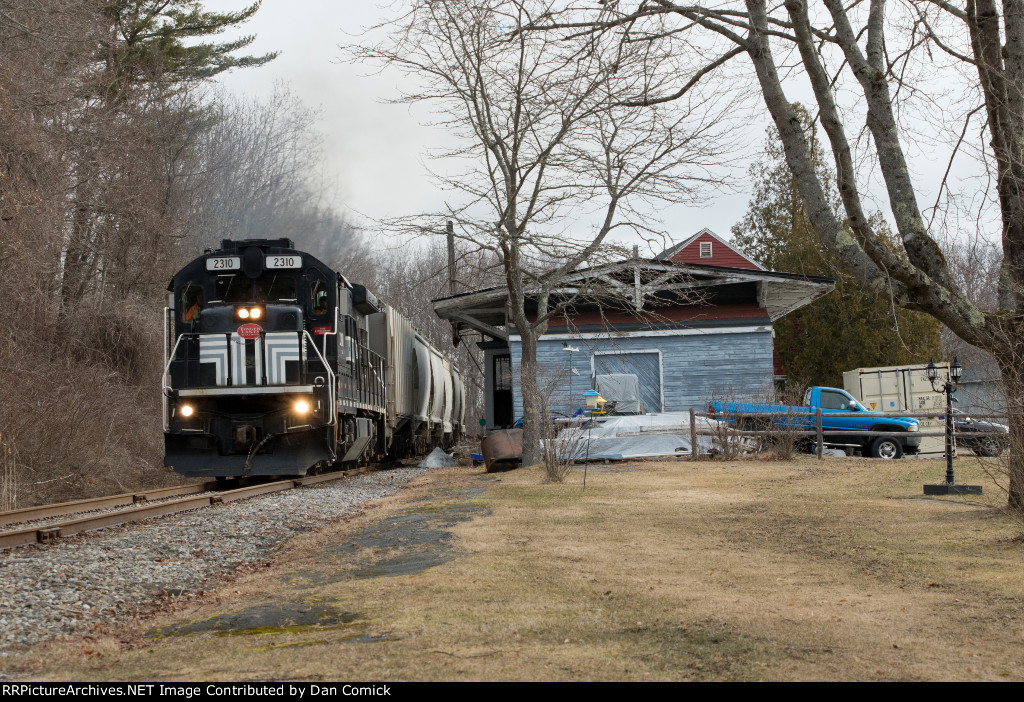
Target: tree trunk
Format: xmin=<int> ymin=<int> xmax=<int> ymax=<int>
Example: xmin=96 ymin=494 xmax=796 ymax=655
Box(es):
xmin=995 ymin=351 xmax=1024 ymax=508
xmin=519 ymin=327 xmax=542 ymax=467
xmin=59 ymin=195 xmax=98 ymax=314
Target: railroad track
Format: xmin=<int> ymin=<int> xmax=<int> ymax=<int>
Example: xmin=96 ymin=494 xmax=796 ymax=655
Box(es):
xmin=0 ymin=471 xmax=357 ymax=550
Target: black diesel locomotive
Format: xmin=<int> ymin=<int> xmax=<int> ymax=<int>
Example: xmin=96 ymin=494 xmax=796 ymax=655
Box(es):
xmin=162 ymin=238 xmax=465 ymax=477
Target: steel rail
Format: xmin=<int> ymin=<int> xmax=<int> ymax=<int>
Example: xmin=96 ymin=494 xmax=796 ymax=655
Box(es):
xmin=0 ymin=471 xmax=355 ymax=551
xmin=0 ymin=482 xmax=219 ymax=528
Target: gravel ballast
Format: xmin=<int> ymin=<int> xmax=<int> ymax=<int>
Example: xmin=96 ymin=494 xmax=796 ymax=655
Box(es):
xmin=0 ymin=466 xmax=434 ymax=656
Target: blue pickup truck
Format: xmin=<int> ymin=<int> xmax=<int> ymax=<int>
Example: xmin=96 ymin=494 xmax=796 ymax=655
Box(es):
xmin=708 ymin=386 xmax=921 ymax=459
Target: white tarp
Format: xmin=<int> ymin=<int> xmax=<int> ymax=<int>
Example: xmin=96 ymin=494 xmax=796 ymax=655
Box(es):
xmin=595 ymin=374 xmax=642 ymax=414
xmin=417 ymin=447 xmax=459 ymax=468
xmin=549 ymin=413 xmax=720 ymax=460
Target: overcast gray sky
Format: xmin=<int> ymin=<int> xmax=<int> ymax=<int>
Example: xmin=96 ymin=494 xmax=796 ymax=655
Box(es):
xmin=204 ymin=0 xmax=755 ymax=255
xmin=202 ymin=0 xmax=998 ymax=262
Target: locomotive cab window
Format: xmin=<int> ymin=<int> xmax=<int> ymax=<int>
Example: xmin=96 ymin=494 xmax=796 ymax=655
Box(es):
xmin=216 ymin=275 xmax=249 ymax=303
xmin=310 ymin=277 xmax=329 ymax=316
xmin=257 ymin=275 xmax=297 ymax=302
xmin=214 ymin=274 xmax=297 ymax=303
xmin=180 ymin=285 xmax=204 ymax=323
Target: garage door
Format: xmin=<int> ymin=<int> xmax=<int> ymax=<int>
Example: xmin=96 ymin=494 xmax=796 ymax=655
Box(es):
xmin=593 ymin=351 xmax=663 ymax=412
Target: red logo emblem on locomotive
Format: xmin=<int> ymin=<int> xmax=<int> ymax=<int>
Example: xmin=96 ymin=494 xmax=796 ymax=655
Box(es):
xmin=237 ymin=323 xmax=263 ymax=340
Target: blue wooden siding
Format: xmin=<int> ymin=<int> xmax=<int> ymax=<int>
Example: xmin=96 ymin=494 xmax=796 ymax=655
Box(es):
xmin=509 ymin=331 xmax=775 ymax=419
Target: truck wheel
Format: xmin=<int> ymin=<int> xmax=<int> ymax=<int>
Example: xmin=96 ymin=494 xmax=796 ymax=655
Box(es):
xmin=870 ymin=436 xmax=904 ymax=459
xmin=974 ymin=438 xmax=1004 ymax=458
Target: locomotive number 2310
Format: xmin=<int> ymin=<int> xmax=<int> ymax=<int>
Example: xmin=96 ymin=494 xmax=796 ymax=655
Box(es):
xmin=265 ymin=255 xmax=301 ymax=269
xmin=205 ymin=256 xmax=240 ymax=271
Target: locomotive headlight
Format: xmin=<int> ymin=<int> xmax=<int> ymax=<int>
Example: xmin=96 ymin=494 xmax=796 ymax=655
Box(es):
xmin=249 ymin=307 xmax=262 ymax=320
xmin=237 ymin=308 xmax=250 ymax=319
xmin=179 ymin=404 xmax=194 ymax=418
xmin=294 ymin=399 xmax=311 ymax=415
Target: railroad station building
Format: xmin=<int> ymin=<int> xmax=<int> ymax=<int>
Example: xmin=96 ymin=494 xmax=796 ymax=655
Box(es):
xmin=433 ymin=229 xmax=835 ymax=429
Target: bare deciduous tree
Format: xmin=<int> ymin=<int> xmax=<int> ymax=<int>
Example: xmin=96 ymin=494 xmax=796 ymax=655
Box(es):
xmin=0 ymin=0 xmax=280 ymax=504
xmin=179 ymin=85 xmax=372 ymax=277
xmin=373 ymin=240 xmax=498 ymax=433
xmin=351 ymin=0 xmax=733 ymax=464
xmin=535 ymin=0 xmax=1024 ymax=507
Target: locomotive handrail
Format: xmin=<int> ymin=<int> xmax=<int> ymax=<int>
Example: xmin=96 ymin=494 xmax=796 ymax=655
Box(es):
xmin=163 ymin=307 xmax=173 ymax=367
xmin=363 ymin=347 xmax=386 ymax=408
xmin=160 ymin=334 xmax=187 ymax=432
xmin=163 ymin=332 xmax=217 ymax=391
xmin=162 ymin=308 xmax=174 ymax=432
xmin=161 ymin=335 xmax=186 ymax=385
xmin=163 ymin=331 xmax=223 ymax=388
xmin=336 ymin=331 xmax=386 ymax=410
xmin=318 ymin=306 xmax=339 ymax=358
xmin=302 ymin=330 xmax=336 ymax=426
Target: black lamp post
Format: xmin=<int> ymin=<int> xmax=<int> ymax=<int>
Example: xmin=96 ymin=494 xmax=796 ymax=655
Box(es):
xmin=924 ymin=358 xmax=981 ymax=495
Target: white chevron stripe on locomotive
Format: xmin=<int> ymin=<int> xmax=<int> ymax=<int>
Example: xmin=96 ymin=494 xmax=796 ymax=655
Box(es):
xmin=198 ymin=332 xmax=297 ymax=386
xmin=264 ymin=332 xmax=300 ymax=385
xmin=199 ymin=335 xmax=229 ymax=386
xmin=229 ymin=334 xmax=263 ymax=386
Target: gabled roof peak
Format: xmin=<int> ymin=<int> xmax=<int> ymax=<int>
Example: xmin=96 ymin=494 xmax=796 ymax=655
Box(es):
xmin=656 ymin=227 xmax=765 ymax=271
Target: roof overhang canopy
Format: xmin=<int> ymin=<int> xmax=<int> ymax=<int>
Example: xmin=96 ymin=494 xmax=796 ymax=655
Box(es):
xmin=432 ymin=259 xmax=835 ymax=342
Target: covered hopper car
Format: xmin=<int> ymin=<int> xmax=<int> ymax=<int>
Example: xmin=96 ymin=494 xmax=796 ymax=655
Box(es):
xmin=162 ymin=238 xmax=465 ymax=477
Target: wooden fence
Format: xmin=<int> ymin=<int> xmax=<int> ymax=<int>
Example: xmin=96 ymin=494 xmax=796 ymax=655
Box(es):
xmin=679 ymin=408 xmax=1008 ymax=460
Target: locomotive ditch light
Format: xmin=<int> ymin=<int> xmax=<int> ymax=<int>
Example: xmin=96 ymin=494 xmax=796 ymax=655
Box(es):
xmin=294 ymin=399 xmax=311 ymax=415
xmin=179 ymin=404 xmax=194 ymax=418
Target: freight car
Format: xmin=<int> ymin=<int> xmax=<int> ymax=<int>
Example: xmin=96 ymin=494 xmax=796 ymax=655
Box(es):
xmin=161 ymin=238 xmax=465 ymax=478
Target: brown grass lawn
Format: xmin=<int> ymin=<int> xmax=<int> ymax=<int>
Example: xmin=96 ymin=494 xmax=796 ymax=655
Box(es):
xmin=9 ymin=455 xmax=1024 ymax=681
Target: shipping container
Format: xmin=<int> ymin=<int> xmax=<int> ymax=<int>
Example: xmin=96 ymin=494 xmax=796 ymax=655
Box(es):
xmin=843 ymin=364 xmax=950 ymax=456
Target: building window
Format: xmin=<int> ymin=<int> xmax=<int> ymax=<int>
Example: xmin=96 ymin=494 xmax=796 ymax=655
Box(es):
xmin=494 ymin=355 xmax=512 ymax=391
xmin=699 ymin=241 xmax=713 ymax=258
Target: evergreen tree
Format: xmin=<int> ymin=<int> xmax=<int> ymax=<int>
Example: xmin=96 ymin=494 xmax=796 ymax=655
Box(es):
xmin=58 ymin=0 xmax=279 ymax=310
xmin=105 ymin=1 xmax=278 ymax=91
xmin=733 ymin=106 xmax=941 ymax=389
